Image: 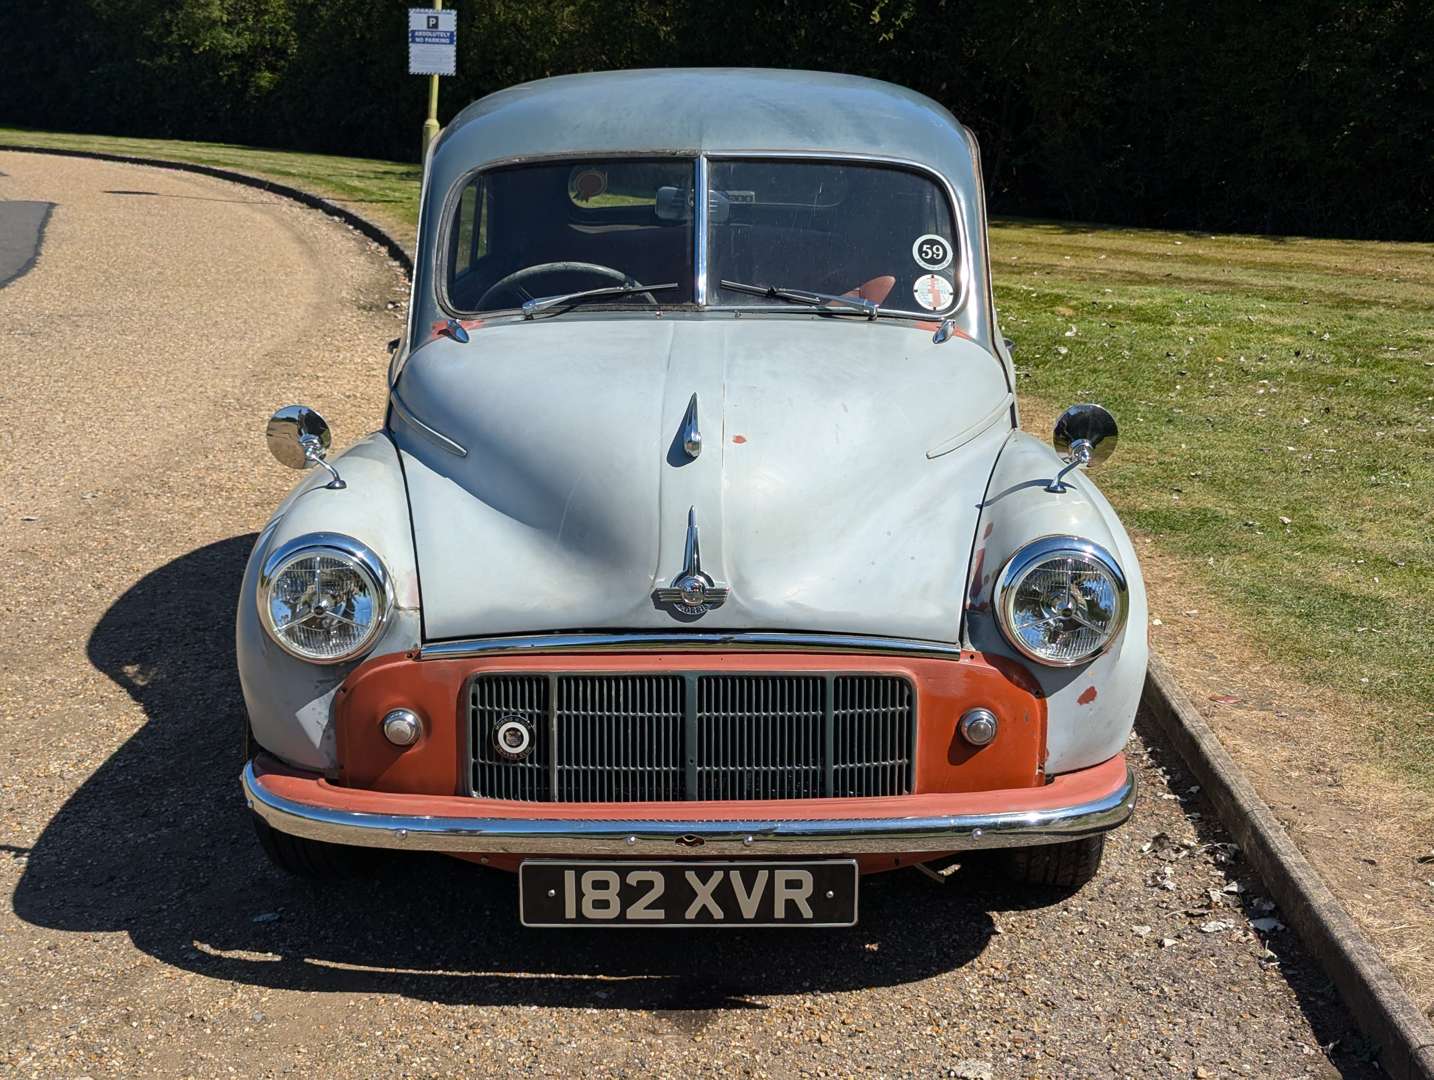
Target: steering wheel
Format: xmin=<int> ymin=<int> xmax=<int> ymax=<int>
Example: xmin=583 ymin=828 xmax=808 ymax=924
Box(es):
xmin=476 ymin=261 xmax=658 ymax=310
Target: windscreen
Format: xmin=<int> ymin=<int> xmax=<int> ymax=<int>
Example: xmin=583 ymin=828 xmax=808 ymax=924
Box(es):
xmin=707 ymin=160 xmax=960 ymax=316
xmin=445 ymin=158 xmax=696 ymax=314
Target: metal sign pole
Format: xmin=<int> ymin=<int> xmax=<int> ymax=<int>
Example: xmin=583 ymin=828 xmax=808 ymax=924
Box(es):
xmin=421 ymin=0 xmax=442 ymax=158
xmin=409 ymin=1 xmax=454 ymax=160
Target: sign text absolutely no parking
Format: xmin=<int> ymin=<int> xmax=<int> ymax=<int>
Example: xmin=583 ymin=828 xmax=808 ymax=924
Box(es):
xmin=408 ymin=9 xmax=456 ymax=76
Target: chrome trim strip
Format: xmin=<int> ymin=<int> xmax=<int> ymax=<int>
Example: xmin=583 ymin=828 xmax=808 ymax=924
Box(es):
xmin=925 ymin=395 xmax=1012 ymax=460
xmin=419 ymin=631 xmax=966 ymax=661
xmin=956 ymin=123 xmax=1005 ymax=386
xmin=389 ymin=386 xmax=468 ymax=457
xmin=243 ymin=761 xmax=1136 ymax=856
xmin=694 ymin=154 xmax=709 ymax=305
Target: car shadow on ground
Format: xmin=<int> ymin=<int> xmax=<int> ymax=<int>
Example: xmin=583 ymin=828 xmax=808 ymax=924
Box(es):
xmin=12 ymin=535 xmax=1031 ymax=1010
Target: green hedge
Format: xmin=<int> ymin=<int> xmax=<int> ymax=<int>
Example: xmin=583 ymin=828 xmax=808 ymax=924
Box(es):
xmin=4 ymin=0 xmax=1430 ymax=239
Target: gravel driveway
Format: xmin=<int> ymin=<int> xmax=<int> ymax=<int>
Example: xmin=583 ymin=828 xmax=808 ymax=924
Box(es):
xmin=0 ymin=151 xmax=1375 ymax=1078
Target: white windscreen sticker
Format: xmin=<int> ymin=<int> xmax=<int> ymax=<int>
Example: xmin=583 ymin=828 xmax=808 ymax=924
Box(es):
xmin=912 ymin=273 xmax=954 ymax=311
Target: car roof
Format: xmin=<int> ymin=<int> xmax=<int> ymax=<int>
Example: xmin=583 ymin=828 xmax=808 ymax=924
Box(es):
xmin=433 ymin=68 xmax=973 ymax=176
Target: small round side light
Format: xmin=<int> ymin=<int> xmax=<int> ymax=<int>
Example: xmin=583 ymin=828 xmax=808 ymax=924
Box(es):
xmin=381 ymin=708 xmax=423 ymax=747
xmin=958 ymin=707 xmax=999 ymax=747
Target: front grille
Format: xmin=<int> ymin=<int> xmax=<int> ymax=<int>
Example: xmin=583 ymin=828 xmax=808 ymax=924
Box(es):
xmin=470 ymin=675 xmax=550 ymax=801
xmin=834 ymin=675 xmax=915 ymax=798
xmin=468 ymin=672 xmax=914 ymax=802
xmin=557 ymin=675 xmax=683 ymax=803
xmin=695 ymin=675 xmax=825 ymax=800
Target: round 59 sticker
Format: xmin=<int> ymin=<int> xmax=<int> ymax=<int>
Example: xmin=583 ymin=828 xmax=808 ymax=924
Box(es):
xmin=912 ymin=233 xmax=953 ymax=271
xmin=912 ymin=273 xmax=954 ymax=311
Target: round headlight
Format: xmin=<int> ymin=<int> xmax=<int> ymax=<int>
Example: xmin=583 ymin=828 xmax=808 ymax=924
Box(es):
xmin=259 ymin=535 xmax=390 ymax=663
xmin=995 ymin=537 xmax=1128 ymax=667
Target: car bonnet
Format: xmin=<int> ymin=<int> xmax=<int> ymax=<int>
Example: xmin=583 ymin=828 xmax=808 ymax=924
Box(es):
xmin=391 ymin=315 xmax=1013 ymax=643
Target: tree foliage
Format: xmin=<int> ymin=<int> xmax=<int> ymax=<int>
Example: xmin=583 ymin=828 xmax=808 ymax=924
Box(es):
xmin=3 ymin=0 xmax=1429 ymax=238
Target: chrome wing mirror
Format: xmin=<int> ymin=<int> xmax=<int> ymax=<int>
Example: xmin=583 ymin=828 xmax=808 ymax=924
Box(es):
xmin=265 ymin=405 xmax=345 ymax=489
xmin=1047 ymin=403 xmax=1117 ymax=492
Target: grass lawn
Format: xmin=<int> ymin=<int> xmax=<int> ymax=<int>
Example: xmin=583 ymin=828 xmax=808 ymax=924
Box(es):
xmin=4 ymin=130 xmax=1430 ymax=789
xmin=994 ymin=221 xmax=1434 ymax=787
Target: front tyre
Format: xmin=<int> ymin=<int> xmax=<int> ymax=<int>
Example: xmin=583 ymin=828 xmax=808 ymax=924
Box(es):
xmin=1000 ymin=835 xmax=1105 ymax=890
xmin=252 ymin=814 xmax=380 ymax=880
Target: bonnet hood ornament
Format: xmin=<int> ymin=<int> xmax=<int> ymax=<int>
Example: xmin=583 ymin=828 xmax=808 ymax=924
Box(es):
xmin=680 ymin=393 xmax=702 ymax=459
xmin=653 ymin=507 xmax=729 ymax=617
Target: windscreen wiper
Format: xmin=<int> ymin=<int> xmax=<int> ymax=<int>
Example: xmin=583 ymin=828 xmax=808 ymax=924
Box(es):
xmin=521 ymin=282 xmax=679 ymax=319
xmin=719 ymin=279 xmax=879 ymax=319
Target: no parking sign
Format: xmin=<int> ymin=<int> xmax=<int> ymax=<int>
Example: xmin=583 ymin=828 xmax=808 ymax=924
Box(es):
xmin=408 ymin=9 xmax=456 ymax=76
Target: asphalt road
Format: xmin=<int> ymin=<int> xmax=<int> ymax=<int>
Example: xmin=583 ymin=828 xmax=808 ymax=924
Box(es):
xmin=0 ymin=151 xmax=1376 ymax=1079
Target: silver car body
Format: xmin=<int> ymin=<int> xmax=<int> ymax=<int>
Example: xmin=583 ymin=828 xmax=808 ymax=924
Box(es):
xmin=239 ymin=69 xmax=1146 ymax=803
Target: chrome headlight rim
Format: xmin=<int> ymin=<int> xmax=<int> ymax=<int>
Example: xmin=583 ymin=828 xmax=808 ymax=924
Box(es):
xmin=995 ymin=535 xmax=1129 ymax=668
xmin=257 ymin=532 xmax=392 ymax=664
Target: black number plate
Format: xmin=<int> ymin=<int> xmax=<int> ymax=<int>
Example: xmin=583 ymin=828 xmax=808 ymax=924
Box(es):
xmin=518 ymin=860 xmax=859 ymax=927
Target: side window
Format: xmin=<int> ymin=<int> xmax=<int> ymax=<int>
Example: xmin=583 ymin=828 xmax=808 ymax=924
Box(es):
xmin=477 ymin=187 xmax=488 ymax=258
xmin=452 ymin=181 xmax=487 ymax=277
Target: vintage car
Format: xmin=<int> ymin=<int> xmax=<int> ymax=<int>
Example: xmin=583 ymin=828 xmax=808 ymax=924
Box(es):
xmin=239 ymin=69 xmax=1145 ymax=927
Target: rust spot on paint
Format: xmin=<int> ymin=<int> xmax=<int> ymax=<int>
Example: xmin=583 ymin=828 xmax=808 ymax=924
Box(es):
xmin=1077 ymin=686 xmax=1098 ymax=705
xmin=732 ymin=434 xmax=747 ymax=444
xmin=967 ymin=548 xmax=987 ymax=604
xmin=913 ymin=320 xmax=971 ymax=339
xmin=429 ymin=318 xmax=485 ymax=343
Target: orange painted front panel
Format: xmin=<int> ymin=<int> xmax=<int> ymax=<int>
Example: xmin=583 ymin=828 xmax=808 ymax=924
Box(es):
xmin=335 ymin=650 xmax=1046 ymax=802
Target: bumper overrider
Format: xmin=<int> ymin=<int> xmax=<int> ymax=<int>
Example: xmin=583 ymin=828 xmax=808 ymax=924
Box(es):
xmin=243 ymin=752 xmax=1136 ymax=857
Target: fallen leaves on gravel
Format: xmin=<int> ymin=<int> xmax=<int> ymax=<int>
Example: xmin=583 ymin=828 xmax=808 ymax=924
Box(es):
xmin=1144 ymin=857 xmax=1178 ymax=889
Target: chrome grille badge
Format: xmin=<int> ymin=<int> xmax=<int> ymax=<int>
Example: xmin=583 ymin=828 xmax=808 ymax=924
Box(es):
xmin=653 ymin=507 xmax=729 ymax=617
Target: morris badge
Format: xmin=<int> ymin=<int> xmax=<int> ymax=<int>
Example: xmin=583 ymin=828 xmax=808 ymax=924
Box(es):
xmin=653 ymin=507 xmax=729 ymax=617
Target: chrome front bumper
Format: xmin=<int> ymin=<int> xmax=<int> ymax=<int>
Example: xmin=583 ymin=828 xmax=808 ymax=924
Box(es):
xmin=242 ymin=760 xmax=1137 ymax=857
